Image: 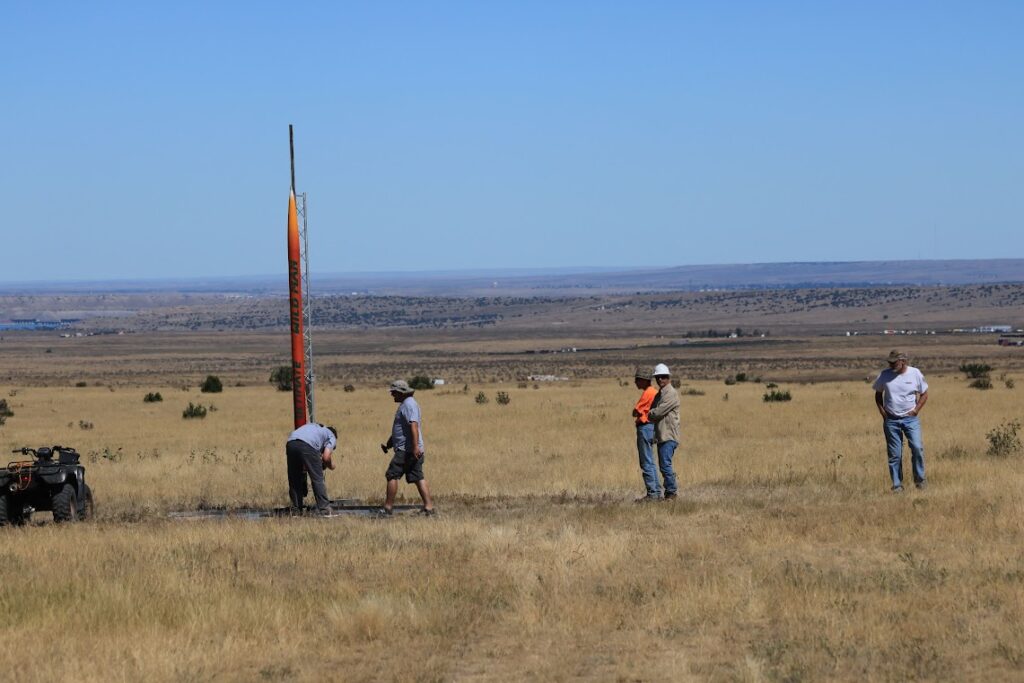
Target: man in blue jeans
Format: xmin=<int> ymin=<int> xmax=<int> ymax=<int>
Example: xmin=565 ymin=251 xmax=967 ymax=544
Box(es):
xmin=873 ymin=350 xmax=929 ymax=492
xmin=632 ymin=366 xmax=659 ymax=501
xmin=647 ymin=363 xmax=681 ymax=500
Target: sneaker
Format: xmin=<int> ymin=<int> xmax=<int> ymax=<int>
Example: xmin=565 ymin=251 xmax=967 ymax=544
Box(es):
xmin=915 ymin=481 xmax=927 ymax=490
xmin=419 ymin=508 xmax=437 ymax=517
xmin=663 ymin=493 xmax=678 ymax=501
xmin=376 ymin=507 xmax=393 ymax=518
xmin=634 ymin=495 xmax=660 ymax=503
xmin=891 ymin=486 xmax=904 ymax=494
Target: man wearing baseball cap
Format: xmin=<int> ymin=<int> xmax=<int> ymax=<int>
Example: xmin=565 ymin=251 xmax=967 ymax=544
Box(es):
xmin=872 ymin=350 xmax=929 ymax=492
xmin=379 ymin=379 xmax=435 ymax=516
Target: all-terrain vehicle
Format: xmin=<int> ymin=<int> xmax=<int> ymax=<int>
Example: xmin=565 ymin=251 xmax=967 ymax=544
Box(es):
xmin=0 ymin=446 xmax=94 ymax=526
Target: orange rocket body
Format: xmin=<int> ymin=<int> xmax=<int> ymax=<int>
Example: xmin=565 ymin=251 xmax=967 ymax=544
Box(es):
xmin=287 ymin=190 xmax=307 ymax=428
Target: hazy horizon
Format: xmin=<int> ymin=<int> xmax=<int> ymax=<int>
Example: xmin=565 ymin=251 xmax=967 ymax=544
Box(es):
xmin=2 ymin=257 xmax=1022 ymax=294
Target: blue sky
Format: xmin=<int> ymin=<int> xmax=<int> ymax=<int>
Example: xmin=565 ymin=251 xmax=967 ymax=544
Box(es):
xmin=2 ymin=1 xmax=1022 ymax=282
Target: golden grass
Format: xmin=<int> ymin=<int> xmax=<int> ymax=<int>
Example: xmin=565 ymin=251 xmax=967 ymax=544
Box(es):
xmin=1 ymin=368 xmax=1022 ymax=681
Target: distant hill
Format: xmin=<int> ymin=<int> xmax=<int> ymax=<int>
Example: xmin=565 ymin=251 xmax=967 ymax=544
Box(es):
xmin=305 ymin=259 xmax=1024 ymax=295
xmin=548 ymin=259 xmax=1024 ymax=291
xmin=0 ymin=259 xmax=1021 ymax=296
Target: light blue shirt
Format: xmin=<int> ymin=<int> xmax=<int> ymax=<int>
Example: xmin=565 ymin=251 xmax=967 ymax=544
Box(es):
xmin=391 ymin=397 xmax=424 ymax=452
xmin=288 ymin=423 xmax=337 ymax=452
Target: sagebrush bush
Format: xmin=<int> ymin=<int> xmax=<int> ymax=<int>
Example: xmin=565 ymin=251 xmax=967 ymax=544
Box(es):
xmin=143 ymin=392 xmax=163 ymax=403
xmin=269 ymin=367 xmax=292 ymax=392
xmin=959 ymin=362 xmax=992 ymax=379
xmin=969 ymin=378 xmax=993 ymax=390
xmin=0 ymin=399 xmax=12 ymax=417
xmin=475 ymin=391 xmax=489 ymax=405
xmin=763 ymin=389 xmax=792 ymax=402
xmin=495 ymin=391 xmax=511 ymax=405
xmin=183 ymin=402 xmax=208 ymax=419
xmin=986 ymin=420 xmax=1022 ymax=457
xmin=408 ymin=376 xmax=434 ymax=391
xmin=201 ymin=375 xmax=223 ymax=393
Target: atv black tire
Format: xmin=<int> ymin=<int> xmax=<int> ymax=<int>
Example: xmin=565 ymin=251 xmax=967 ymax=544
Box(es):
xmin=51 ymin=483 xmax=78 ymax=523
xmin=0 ymin=494 xmax=25 ymax=527
xmin=81 ymin=484 xmax=94 ymax=520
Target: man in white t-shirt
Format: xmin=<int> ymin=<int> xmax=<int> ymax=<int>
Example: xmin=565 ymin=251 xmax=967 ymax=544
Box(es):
xmin=872 ymin=350 xmax=929 ymax=492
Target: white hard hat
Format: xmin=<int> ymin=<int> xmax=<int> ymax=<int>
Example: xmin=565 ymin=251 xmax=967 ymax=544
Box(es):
xmin=653 ymin=363 xmax=670 ymax=376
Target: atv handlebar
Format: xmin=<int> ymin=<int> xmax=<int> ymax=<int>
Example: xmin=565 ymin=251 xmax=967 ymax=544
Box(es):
xmin=10 ymin=446 xmax=67 ymax=455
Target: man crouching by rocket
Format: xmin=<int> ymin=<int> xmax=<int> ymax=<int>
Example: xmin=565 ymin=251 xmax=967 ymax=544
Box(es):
xmin=285 ymin=422 xmax=337 ymax=515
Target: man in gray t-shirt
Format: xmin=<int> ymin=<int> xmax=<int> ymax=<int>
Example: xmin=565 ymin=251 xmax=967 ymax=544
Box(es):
xmin=285 ymin=422 xmax=337 ymax=514
xmin=379 ymin=380 xmax=434 ymax=516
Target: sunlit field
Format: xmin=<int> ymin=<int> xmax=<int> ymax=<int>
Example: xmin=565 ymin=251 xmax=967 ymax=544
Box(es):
xmin=1 ymin=349 xmax=1022 ymax=680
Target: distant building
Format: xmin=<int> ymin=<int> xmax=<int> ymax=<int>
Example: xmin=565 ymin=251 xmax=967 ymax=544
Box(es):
xmin=980 ymin=325 xmax=1012 ymax=333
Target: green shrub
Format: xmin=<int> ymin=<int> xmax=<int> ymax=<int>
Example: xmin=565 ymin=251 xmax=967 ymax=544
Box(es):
xmin=474 ymin=391 xmax=489 ymax=405
xmin=986 ymin=420 xmax=1021 ymax=457
xmin=75 ymin=381 xmax=88 ymax=388
xmin=1006 ymin=378 xmax=1015 ymax=389
xmin=763 ymin=389 xmax=792 ymax=402
xmin=143 ymin=392 xmax=163 ymax=403
xmin=0 ymin=399 xmax=13 ymax=417
xmin=183 ymin=402 xmax=208 ymax=419
xmin=343 ymin=384 xmax=356 ymax=393
xmin=408 ymin=376 xmax=435 ymax=391
xmin=79 ymin=420 xmax=94 ymax=430
xmin=269 ymin=366 xmax=292 ymax=392
xmin=959 ymin=362 xmax=992 ymax=379
xmin=969 ymin=378 xmax=993 ymax=390
xmin=495 ymin=391 xmax=511 ymax=405
xmin=200 ymin=375 xmax=223 ymax=393
xmin=735 ymin=372 xmax=747 ymax=382
xmin=724 ymin=376 xmax=737 ymax=386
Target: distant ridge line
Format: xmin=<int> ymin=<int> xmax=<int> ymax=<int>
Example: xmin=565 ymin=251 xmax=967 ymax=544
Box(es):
xmin=0 ymin=258 xmax=1021 ymax=295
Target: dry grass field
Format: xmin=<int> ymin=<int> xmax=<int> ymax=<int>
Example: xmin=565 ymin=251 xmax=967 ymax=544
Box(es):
xmin=0 ymin=333 xmax=1022 ymax=681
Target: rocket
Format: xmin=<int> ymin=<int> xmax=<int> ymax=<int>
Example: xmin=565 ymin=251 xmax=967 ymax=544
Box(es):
xmin=287 ymin=128 xmax=307 ymax=428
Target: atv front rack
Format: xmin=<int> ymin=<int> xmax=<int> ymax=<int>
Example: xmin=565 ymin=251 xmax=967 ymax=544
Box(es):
xmin=5 ymin=461 xmax=35 ymax=493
